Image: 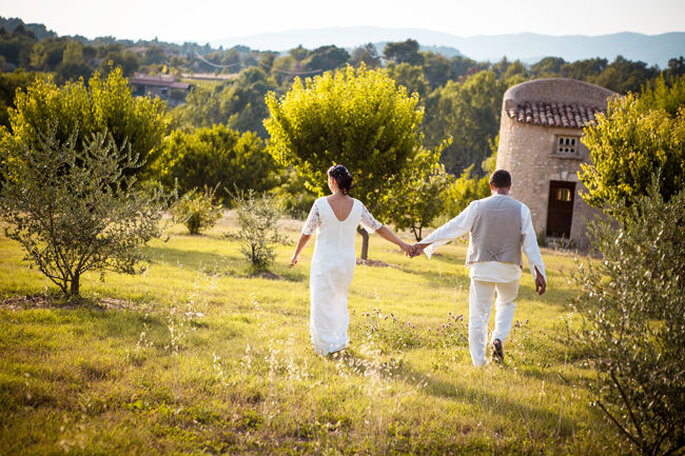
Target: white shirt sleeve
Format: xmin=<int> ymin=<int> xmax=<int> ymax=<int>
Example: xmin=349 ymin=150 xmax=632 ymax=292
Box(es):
xmin=301 ymin=201 xmax=320 ymax=235
xmin=360 ymin=203 xmax=382 ymax=233
xmin=520 ymin=204 xmax=546 ymax=280
xmin=419 ymin=201 xmax=477 ymax=259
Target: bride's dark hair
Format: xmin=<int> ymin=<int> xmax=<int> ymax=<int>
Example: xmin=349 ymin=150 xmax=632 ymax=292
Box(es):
xmin=327 ymin=164 xmax=354 ymax=195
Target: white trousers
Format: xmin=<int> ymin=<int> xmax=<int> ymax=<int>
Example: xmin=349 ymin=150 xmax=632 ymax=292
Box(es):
xmin=468 ymin=279 xmax=520 ymax=366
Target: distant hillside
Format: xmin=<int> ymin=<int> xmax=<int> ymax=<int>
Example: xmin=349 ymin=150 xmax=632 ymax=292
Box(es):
xmin=0 ymin=17 xmax=56 ymax=40
xmin=212 ymin=27 xmax=685 ymax=68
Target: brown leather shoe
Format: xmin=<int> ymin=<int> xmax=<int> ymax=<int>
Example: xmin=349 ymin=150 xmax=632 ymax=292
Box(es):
xmin=491 ymin=338 xmax=504 ymax=363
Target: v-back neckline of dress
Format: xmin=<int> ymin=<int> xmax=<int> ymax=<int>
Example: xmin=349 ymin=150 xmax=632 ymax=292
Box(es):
xmin=325 ymin=197 xmax=355 ymax=222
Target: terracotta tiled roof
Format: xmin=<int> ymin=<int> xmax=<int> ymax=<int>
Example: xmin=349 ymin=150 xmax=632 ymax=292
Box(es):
xmin=507 ymin=101 xmax=604 ymax=129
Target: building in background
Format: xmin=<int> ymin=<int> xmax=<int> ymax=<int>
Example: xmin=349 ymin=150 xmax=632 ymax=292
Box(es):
xmin=496 ymin=78 xmax=616 ymax=248
xmin=129 ymin=74 xmax=191 ymax=106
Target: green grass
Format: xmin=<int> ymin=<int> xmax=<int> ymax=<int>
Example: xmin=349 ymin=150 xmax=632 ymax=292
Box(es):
xmin=0 ymin=214 xmax=617 ymax=455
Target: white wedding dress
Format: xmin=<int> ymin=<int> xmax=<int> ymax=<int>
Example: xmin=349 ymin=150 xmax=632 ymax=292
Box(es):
xmin=302 ymin=197 xmax=382 ymax=355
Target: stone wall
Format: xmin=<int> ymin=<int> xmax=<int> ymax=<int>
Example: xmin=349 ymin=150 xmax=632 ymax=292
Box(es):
xmin=496 ymin=78 xmax=614 ymax=249
xmin=496 ymin=114 xmax=603 ymax=248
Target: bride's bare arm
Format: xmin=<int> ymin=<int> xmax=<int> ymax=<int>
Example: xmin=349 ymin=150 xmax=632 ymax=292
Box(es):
xmin=374 ymin=226 xmax=412 ymax=255
xmin=290 ymin=233 xmax=312 ymax=267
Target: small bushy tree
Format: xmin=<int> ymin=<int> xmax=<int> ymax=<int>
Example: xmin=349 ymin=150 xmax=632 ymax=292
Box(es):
xmin=233 ymin=189 xmax=283 ymax=272
xmin=571 ymin=181 xmax=684 ymax=455
xmin=172 ymin=185 xmax=223 ymax=235
xmin=265 ymin=64 xmax=425 ymax=259
xmin=383 ymin=141 xmax=451 ymax=241
xmin=580 ymin=75 xmax=685 ymax=213
xmin=6 ymin=67 xmax=169 ymax=177
xmin=0 ymin=129 xmax=168 ymax=297
xmin=154 ymin=124 xmax=277 ymax=201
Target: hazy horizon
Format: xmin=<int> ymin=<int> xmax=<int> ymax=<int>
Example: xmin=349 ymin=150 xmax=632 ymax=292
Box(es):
xmin=2 ymin=0 xmax=683 ymax=44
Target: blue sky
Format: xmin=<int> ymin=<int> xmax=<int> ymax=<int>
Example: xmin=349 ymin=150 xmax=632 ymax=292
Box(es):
xmin=2 ymin=0 xmax=684 ymax=43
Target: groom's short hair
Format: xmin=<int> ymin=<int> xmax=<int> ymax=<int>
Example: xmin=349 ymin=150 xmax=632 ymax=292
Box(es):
xmin=490 ymin=169 xmax=512 ymax=188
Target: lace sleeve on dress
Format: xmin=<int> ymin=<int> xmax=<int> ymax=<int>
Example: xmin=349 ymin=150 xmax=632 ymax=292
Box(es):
xmin=302 ymin=202 xmax=320 ymax=235
xmin=360 ymin=203 xmax=383 ymax=233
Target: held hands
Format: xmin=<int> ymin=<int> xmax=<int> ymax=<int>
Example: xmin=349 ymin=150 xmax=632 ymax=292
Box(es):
xmin=409 ymin=243 xmax=426 ymax=258
xmin=399 ymin=242 xmax=414 ymax=257
xmin=399 ymin=242 xmax=426 ymax=258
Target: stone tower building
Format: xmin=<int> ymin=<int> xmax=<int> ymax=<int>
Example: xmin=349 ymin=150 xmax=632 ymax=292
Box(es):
xmin=496 ymin=78 xmax=616 ymax=247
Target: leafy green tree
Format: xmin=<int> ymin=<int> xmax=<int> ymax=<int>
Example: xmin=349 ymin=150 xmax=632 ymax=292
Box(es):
xmin=0 ymin=69 xmax=40 ymax=127
xmin=502 ymin=59 xmax=529 ymax=80
xmin=383 ymin=39 xmax=424 ymax=66
xmin=142 ymin=45 xmax=166 ymax=65
xmin=666 ymin=56 xmax=685 ymax=79
xmin=349 ymin=43 xmax=381 ymax=68
xmin=0 ymin=129 xmax=168 ymax=297
xmin=422 ymin=51 xmax=451 ymax=89
xmin=97 ymin=46 xmax=139 ymax=76
xmin=269 ymin=167 xmax=317 ymax=219
xmin=560 ymin=57 xmax=608 ymax=81
xmin=530 ymin=56 xmax=567 ymax=77
xmin=580 ymin=75 xmax=685 ymax=212
xmin=571 ymin=182 xmax=684 ymax=456
xmin=6 ymin=67 xmax=169 ymax=177
xmin=153 ymin=124 xmax=277 ymax=200
xmin=288 ymin=45 xmax=309 ymax=62
xmin=265 ymin=64 xmax=424 ymax=259
xmin=382 ymin=141 xmax=452 ymax=241
xmin=302 ymin=45 xmax=350 ymax=73
xmin=449 ymin=55 xmax=485 ymax=80
xmin=0 ymin=25 xmax=37 ymax=68
xmin=442 ymin=164 xmax=491 ymax=217
xmin=176 ymin=67 xmax=276 ymax=136
xmin=593 ymin=55 xmax=659 ymax=94
xmin=55 ymin=40 xmax=91 ymax=83
xmin=62 ymin=40 xmax=84 ymax=66
xmin=424 ymin=71 xmax=511 ymax=174
xmin=387 ymin=63 xmax=429 ymax=100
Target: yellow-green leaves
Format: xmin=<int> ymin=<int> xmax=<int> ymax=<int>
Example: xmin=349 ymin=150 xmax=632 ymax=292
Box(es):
xmin=580 ymin=75 xmax=685 ymax=212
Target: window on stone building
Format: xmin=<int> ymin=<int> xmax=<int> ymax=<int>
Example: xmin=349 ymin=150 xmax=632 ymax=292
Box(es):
xmin=557 ymin=187 xmax=573 ymax=202
xmin=554 ymin=135 xmax=581 ymax=157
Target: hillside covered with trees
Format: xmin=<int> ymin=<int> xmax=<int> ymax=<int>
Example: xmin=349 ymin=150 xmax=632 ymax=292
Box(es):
xmin=1 ymin=15 xmax=683 ymax=220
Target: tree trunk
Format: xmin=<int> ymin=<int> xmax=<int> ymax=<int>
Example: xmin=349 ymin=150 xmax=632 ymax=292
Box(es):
xmin=70 ymin=272 xmax=80 ymax=296
xmin=358 ymin=227 xmax=369 ymax=260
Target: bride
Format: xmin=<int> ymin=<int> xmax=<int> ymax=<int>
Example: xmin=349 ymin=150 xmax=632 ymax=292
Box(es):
xmin=290 ymin=165 xmax=412 ymax=356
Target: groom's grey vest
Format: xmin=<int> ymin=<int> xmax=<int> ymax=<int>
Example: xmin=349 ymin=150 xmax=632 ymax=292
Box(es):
xmin=466 ymin=195 xmax=523 ymax=266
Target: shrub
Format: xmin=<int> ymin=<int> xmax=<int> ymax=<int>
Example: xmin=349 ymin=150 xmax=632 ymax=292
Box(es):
xmin=172 ymin=185 xmax=223 ymax=235
xmin=153 ymin=124 xmax=277 ymax=201
xmin=580 ymin=75 xmax=685 ymax=213
xmin=6 ymin=67 xmax=169 ymax=178
xmin=233 ymin=189 xmax=283 ymax=272
xmin=269 ymin=167 xmax=316 ymax=220
xmin=0 ymin=128 xmax=168 ymax=297
xmin=571 ymin=181 xmax=684 ymax=455
xmin=382 ymin=143 xmax=452 ymax=241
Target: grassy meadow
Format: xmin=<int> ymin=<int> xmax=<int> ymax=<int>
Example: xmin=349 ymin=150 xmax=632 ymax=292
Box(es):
xmin=0 ymin=213 xmax=618 ymax=455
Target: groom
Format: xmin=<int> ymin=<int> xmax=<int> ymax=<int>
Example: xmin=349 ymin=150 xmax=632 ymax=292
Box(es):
xmin=410 ymin=169 xmax=546 ymax=366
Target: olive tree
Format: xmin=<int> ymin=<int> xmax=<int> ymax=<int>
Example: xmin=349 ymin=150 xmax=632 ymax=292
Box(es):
xmin=0 ymin=129 xmax=168 ymax=297
xmin=571 ymin=181 xmax=684 ymax=455
xmin=265 ymin=64 xmax=424 ymax=259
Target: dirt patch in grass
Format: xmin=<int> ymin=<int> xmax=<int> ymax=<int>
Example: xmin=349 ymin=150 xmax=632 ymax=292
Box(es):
xmin=355 ymin=258 xmax=400 ymax=268
xmin=0 ymin=294 xmax=145 ymax=312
